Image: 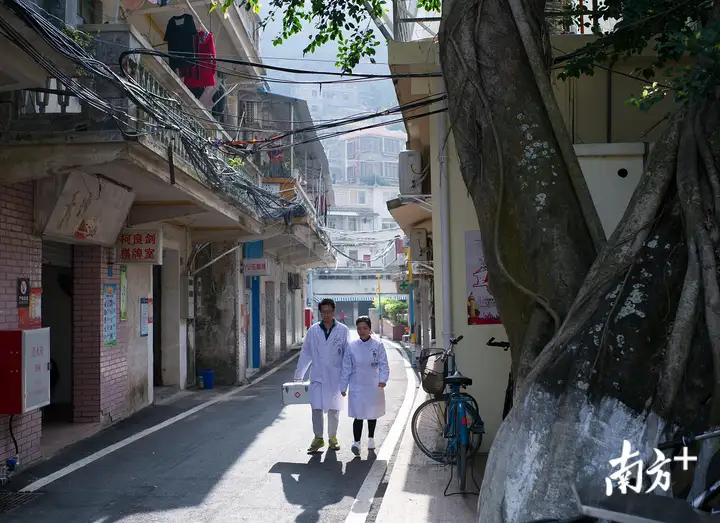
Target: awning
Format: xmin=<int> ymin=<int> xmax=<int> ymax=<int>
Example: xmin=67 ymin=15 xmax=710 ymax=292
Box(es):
xmin=387 ymin=197 xmax=433 ymax=236
xmin=313 ymin=294 xmax=408 ymax=303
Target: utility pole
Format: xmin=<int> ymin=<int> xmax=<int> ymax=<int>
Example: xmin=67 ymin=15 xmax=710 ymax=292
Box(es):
xmin=405 ymin=247 xmax=414 ymax=345
xmin=290 ymin=102 xmax=295 ymax=178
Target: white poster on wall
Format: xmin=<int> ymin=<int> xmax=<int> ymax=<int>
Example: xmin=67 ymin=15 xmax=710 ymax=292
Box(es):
xmin=464 ymin=230 xmax=501 ymax=326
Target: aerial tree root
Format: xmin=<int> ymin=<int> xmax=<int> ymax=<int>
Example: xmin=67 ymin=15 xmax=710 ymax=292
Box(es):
xmin=474 ymin=100 xmax=720 ymax=523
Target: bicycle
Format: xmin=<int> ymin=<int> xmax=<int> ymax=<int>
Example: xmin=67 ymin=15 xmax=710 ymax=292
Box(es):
xmin=487 ymin=337 xmax=513 ymax=420
xmin=411 ymin=335 xmax=486 ymax=492
xmin=523 ymin=427 xmax=720 ymax=522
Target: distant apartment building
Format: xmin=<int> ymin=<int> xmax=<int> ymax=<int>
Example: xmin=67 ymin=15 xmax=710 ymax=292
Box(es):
xmin=310 ymin=126 xmax=409 ymax=323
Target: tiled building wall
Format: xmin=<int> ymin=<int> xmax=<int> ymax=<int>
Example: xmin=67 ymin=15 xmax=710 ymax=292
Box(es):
xmin=73 ymin=246 xmax=129 ymax=424
xmin=0 ymin=182 xmax=43 ymax=466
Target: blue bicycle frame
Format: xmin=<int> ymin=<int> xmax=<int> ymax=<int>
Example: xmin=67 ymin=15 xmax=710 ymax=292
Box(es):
xmin=445 ymin=354 xmax=471 ymax=449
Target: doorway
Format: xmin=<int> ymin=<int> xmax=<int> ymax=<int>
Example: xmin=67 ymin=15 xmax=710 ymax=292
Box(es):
xmin=41 ymin=242 xmax=74 ymax=423
xmin=40 ymin=241 xmax=102 ymax=458
xmin=153 ymin=264 xmax=163 ymax=386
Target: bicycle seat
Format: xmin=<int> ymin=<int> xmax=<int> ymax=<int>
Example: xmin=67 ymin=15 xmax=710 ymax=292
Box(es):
xmin=445 ymin=371 xmax=473 ymax=387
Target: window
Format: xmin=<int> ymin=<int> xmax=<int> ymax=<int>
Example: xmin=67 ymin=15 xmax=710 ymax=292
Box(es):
xmin=382 ymin=218 xmax=397 ymax=230
xmin=350 ymin=190 xmax=367 ymax=205
xmin=346 ymin=141 xmax=356 ymax=159
xmin=360 ymin=162 xmax=382 ymax=176
xmin=383 ymin=139 xmax=402 ymax=155
xmin=347 ymin=219 xmax=358 ymax=231
xmin=349 ymin=249 xmax=359 ymax=261
xmin=383 ymin=163 xmax=399 ymax=178
xmin=312 ymin=90 xmax=318 ymax=97
xmin=360 ymin=137 xmax=382 ymax=153
xmin=346 ymin=166 xmax=357 ymax=182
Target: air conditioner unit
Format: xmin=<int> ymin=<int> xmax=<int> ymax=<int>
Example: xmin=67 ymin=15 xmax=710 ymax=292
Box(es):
xmin=399 ymin=150 xmax=423 ymax=195
xmin=288 ymin=272 xmax=302 ymax=291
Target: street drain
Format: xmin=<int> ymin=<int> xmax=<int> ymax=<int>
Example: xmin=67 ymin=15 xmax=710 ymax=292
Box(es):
xmin=0 ymin=491 xmax=43 ymax=513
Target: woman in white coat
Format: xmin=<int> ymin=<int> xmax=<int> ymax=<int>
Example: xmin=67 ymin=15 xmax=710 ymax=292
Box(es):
xmin=340 ymin=316 xmax=390 ymax=455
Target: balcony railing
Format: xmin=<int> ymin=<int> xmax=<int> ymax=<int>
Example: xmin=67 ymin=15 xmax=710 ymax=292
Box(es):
xmin=7 ymin=22 xmax=264 ymax=216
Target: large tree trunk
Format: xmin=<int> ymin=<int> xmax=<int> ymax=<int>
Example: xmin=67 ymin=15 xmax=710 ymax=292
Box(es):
xmin=438 ymin=0 xmax=720 ymax=522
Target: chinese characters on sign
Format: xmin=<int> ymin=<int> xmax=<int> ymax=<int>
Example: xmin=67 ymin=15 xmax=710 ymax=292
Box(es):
xmin=22 ymin=327 xmax=51 ymax=412
xmin=116 ymin=229 xmax=163 ymax=264
xmin=605 ymin=440 xmax=698 ymax=496
xmin=104 ymin=284 xmax=117 ymax=347
xmin=17 ymin=278 xmax=29 ymax=308
xmin=19 ymin=287 xmax=42 ymax=329
xmin=244 ymin=258 xmax=269 ymax=277
xmin=120 ymin=265 xmax=128 ymax=321
xmin=140 ymin=297 xmax=149 ymax=337
xmin=464 ymin=231 xmax=501 ymax=326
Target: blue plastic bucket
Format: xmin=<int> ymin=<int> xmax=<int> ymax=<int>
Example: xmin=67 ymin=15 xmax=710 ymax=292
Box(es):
xmin=200 ymin=369 xmax=214 ymax=390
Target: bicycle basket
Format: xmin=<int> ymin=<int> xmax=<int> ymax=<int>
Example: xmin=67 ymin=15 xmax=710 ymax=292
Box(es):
xmin=419 ymin=350 xmax=447 ymax=395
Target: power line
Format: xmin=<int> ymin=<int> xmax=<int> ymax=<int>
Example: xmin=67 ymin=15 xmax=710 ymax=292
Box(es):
xmin=0 ymin=0 xmax=329 ymax=232
xmin=223 ymin=94 xmax=445 ymax=147
xmin=119 ymin=48 xmax=443 ymax=80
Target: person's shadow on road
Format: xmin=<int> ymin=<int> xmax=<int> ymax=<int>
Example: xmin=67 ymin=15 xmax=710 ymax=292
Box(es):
xmin=270 ymin=451 xmax=374 ymax=523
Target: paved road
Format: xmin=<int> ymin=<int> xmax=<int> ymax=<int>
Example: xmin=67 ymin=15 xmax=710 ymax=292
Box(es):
xmin=4 ymin=339 xmax=408 ymax=523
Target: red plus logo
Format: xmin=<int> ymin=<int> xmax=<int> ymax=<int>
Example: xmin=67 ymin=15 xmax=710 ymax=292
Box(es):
xmin=295 ymin=392 xmax=301 ymax=398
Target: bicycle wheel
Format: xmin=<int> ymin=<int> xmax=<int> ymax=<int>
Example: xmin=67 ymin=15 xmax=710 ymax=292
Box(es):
xmin=411 ymin=396 xmax=483 ymax=463
xmin=455 ymin=405 xmax=468 ymax=490
xmin=459 ymin=393 xmax=483 ymax=457
xmin=412 ymin=397 xmax=449 ymax=463
xmin=456 ymin=442 xmax=467 ymax=490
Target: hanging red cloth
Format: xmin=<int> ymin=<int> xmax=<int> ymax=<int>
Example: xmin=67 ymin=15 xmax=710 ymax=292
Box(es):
xmin=183 ymin=31 xmax=216 ymax=88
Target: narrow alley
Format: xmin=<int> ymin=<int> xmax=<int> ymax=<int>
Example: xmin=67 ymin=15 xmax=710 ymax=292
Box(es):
xmin=2 ymin=340 xmax=409 ymax=523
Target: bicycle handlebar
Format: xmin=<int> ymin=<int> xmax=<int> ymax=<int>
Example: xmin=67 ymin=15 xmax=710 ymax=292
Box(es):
xmin=657 ymin=427 xmax=720 ymax=450
xmin=487 ymin=337 xmax=510 ymax=350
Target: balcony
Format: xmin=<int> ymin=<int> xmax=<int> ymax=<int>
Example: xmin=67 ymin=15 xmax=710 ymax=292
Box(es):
xmin=101 ymin=0 xmax=263 ymax=78
xmin=0 ymin=23 xmax=265 ymax=243
xmin=259 ymin=176 xmax=335 ymax=268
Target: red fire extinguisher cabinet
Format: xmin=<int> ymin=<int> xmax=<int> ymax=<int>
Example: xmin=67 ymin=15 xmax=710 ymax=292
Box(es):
xmin=0 ymin=328 xmax=51 ymax=415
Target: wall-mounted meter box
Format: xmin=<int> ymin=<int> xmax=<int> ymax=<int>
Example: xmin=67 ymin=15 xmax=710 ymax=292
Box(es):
xmin=181 ymin=274 xmax=194 ymax=320
xmin=0 ymin=328 xmax=51 ymax=415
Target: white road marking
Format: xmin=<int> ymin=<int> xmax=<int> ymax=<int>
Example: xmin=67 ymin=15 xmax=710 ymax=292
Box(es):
xmin=20 ymin=352 xmax=301 ymax=493
xmin=344 ymin=341 xmax=418 ymax=523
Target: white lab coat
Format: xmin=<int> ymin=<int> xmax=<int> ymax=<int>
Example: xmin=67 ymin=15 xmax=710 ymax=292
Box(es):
xmin=340 ymin=336 xmax=390 ymax=420
xmin=294 ymin=321 xmax=351 ymax=411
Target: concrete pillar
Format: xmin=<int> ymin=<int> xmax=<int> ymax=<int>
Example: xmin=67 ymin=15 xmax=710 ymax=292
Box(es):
xmin=194 ymin=241 xmax=244 ymax=385
xmin=73 ymin=246 xmax=128 ymax=424
xmin=161 ymin=248 xmax=184 ymax=388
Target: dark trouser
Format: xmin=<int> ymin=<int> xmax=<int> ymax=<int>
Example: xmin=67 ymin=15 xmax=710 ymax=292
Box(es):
xmin=353 ymin=418 xmax=377 ymax=441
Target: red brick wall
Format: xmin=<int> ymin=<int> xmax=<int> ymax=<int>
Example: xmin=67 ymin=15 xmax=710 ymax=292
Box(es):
xmin=0 ymin=182 xmax=43 ymax=466
xmin=73 ymin=246 xmax=129 ymax=424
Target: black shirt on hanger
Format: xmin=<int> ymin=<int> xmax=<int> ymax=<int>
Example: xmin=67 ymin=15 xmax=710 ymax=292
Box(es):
xmin=164 ymin=14 xmax=197 ymax=70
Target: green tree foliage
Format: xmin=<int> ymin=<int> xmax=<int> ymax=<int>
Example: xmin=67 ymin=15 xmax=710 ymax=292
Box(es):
xmin=556 ymin=0 xmax=719 ymax=110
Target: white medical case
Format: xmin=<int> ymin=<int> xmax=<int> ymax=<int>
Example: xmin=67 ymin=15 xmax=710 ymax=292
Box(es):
xmin=282 ymin=381 xmax=311 ymax=405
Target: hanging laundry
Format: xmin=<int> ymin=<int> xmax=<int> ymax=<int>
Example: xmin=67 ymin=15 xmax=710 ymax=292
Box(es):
xmin=199 ymin=84 xmax=217 ymax=108
xmin=211 ymin=84 xmax=226 ymax=118
xmin=183 ymin=31 xmax=217 ymax=89
xmin=164 ymin=14 xmax=197 ymax=72
xmin=188 ymin=87 xmax=205 ymax=99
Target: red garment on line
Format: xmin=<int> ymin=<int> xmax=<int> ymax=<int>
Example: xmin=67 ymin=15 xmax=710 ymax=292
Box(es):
xmin=183 ymin=31 xmax=216 ymax=88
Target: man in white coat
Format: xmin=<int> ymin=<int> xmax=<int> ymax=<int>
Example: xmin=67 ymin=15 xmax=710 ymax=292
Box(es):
xmin=294 ymin=298 xmax=351 ymax=452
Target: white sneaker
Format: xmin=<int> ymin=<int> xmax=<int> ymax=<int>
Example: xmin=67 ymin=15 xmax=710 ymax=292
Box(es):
xmin=351 ymin=441 xmax=361 ymax=456
xmin=367 ymin=438 xmax=376 ymax=450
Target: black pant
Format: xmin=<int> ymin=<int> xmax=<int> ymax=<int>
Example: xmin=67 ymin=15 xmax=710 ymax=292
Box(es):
xmin=353 ymin=419 xmax=377 ymax=441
